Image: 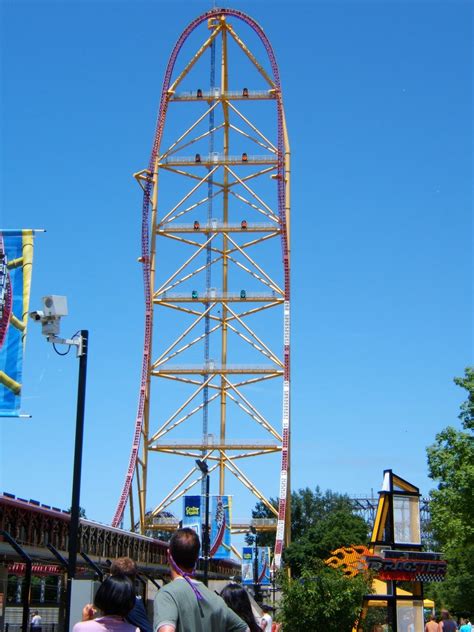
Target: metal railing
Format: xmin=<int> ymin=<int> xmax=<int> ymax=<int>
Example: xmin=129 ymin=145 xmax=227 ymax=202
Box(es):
xmin=171 ymin=89 xmax=276 ymax=100
xmin=153 ymin=363 xmax=283 ymax=373
xmin=157 ymin=222 xmax=280 ymax=231
xmin=160 ymin=154 xmax=277 ymax=164
xmin=232 ymin=518 xmax=278 ymax=527
xmin=156 ymin=291 xmax=282 ymax=300
xmin=154 ymin=440 xmax=280 ymax=447
xmin=151 ymin=516 xmax=180 ymax=526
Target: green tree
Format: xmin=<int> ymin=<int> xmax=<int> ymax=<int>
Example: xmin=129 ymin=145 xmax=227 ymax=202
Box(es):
xmin=454 ymin=368 xmax=474 ymax=429
xmin=426 ymin=367 xmax=474 ymax=612
xmin=279 ymin=560 xmax=371 ymax=632
xmin=285 ymin=508 xmax=369 ymax=576
xmin=290 ymin=487 xmax=359 ymax=540
xmin=249 ymin=487 xmax=369 ymax=575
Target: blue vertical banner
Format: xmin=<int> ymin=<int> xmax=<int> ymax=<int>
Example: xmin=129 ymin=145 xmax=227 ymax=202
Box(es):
xmin=258 ymin=546 xmax=271 ymax=586
xmin=182 ymin=495 xmax=203 ymax=540
xmin=241 ymin=546 xmax=271 ymax=586
xmin=209 ymin=495 xmax=232 ymax=559
xmin=0 ymin=230 xmax=34 ymax=417
xmin=241 ymin=547 xmax=254 ymax=585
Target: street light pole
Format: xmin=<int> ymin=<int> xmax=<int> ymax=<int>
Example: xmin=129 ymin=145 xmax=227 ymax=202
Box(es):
xmin=251 ymin=526 xmax=261 ymax=603
xmin=195 ymin=459 xmax=210 ymax=586
xmin=203 ymin=472 xmax=210 ymax=586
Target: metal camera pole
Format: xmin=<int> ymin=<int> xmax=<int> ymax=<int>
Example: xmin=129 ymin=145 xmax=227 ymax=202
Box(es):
xmin=64 ymin=330 xmax=89 ymax=632
xmin=29 ymin=298 xmax=89 ymax=632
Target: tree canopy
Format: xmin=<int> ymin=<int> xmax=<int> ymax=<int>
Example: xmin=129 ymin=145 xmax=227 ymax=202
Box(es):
xmin=426 ymin=367 xmax=474 ymax=613
xmin=251 ymin=487 xmax=369 ymax=575
xmin=279 ymin=560 xmax=371 ymax=632
xmin=284 ymin=507 xmax=369 ymax=576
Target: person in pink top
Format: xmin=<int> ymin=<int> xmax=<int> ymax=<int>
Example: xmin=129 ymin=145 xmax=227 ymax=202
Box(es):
xmin=73 ymin=575 xmax=139 ymax=632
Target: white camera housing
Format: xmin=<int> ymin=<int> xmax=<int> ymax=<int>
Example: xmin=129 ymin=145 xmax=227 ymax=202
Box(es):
xmin=42 ymin=295 xmax=68 ymax=318
xmin=29 ymin=310 xmax=44 ymax=322
xmin=29 ymin=293 xmax=84 ymax=354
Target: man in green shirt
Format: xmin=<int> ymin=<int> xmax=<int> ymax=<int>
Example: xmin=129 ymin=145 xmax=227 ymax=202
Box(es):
xmin=154 ymin=528 xmax=248 ymax=632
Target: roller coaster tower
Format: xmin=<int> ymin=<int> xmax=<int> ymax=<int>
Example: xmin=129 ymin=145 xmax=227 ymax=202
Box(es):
xmin=113 ymin=8 xmax=291 ymax=568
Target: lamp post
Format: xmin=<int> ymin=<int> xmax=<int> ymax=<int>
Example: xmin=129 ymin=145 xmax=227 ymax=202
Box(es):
xmin=195 ymin=459 xmax=210 ymax=586
xmin=30 ymin=297 xmax=89 ymax=632
xmin=250 ymin=526 xmax=261 ymax=603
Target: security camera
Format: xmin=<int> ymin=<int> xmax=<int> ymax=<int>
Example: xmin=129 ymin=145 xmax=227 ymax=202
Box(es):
xmin=42 ymin=295 xmax=68 ymax=318
xmin=30 ymin=310 xmax=45 ymax=322
xmin=29 ymin=293 xmax=84 ymax=352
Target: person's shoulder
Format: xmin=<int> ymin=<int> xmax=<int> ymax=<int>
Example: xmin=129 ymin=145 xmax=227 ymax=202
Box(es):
xmin=193 ymin=581 xmax=216 ymax=595
xmin=192 ymin=582 xmax=226 ymax=605
xmin=159 ymin=580 xmax=182 ymax=595
xmin=155 ymin=580 xmax=184 ymax=602
xmin=73 ymin=621 xmax=99 ymax=632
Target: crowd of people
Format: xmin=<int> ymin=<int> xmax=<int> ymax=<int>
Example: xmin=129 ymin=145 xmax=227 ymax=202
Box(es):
xmin=72 ymin=527 xmax=281 ymax=632
xmin=43 ymin=527 xmax=469 ymax=632
xmin=425 ymin=611 xmax=472 ymax=632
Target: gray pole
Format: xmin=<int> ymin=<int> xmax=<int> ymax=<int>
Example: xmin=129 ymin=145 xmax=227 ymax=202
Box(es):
xmin=203 ymin=474 xmax=210 ymax=586
xmin=64 ymin=331 xmax=89 ymax=632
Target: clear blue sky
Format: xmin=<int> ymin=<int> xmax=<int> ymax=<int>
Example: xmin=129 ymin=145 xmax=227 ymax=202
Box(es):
xmin=0 ymin=0 xmax=472 ymax=529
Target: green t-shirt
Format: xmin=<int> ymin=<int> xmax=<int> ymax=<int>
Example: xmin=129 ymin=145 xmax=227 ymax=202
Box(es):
xmin=153 ymin=578 xmax=247 ymax=632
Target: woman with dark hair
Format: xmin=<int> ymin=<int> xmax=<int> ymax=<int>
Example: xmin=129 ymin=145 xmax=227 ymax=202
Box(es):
xmin=73 ymin=575 xmax=138 ymax=632
xmin=220 ymin=583 xmax=262 ymax=632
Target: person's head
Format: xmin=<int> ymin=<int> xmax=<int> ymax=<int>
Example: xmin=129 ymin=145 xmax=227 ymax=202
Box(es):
xmin=34 ymin=611 xmax=39 ymax=616
xmin=429 ymin=615 xmax=436 ymax=621
xmin=441 ymin=611 xmax=450 ymax=620
xmin=261 ymin=605 xmax=272 ymax=614
xmin=220 ymin=583 xmax=260 ymax=632
xmin=169 ymin=528 xmax=200 ymax=572
xmin=94 ymin=575 xmax=136 ymax=617
xmin=110 ymin=557 xmax=137 ymax=580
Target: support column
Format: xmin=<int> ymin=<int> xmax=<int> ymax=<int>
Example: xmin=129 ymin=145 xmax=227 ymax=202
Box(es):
xmin=219 ymin=20 xmax=230 ymax=495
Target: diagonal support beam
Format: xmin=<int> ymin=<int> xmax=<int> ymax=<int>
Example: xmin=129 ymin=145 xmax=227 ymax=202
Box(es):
xmin=150 ymin=458 xmax=219 ymax=516
xmin=222 ymin=375 xmax=282 ymax=441
xmin=225 ymin=302 xmax=283 ymax=366
xmin=149 ymin=376 xmax=215 ymax=444
xmin=153 ymin=304 xmax=216 ymax=367
xmin=227 ymin=101 xmax=277 ymax=151
xmin=155 ymin=234 xmax=217 ymax=296
xmin=225 ymin=23 xmax=276 ymax=88
xmin=226 ymin=165 xmax=279 ymax=221
xmin=160 ymin=167 xmax=219 ymax=225
xmin=222 ymin=455 xmax=278 ymax=517
xmin=168 ymin=25 xmax=223 ymax=93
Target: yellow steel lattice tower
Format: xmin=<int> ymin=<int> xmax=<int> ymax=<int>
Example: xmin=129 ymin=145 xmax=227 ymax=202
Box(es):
xmin=113 ymin=8 xmax=291 ymax=568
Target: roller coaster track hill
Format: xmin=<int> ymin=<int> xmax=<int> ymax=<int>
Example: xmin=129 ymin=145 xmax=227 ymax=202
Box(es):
xmin=112 ymin=8 xmax=291 ymax=570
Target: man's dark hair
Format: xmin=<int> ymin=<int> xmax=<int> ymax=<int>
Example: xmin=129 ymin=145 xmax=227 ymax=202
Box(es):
xmin=110 ymin=557 xmax=138 ymax=579
xmin=94 ymin=575 xmax=136 ymax=617
xmin=169 ymin=528 xmax=200 ymax=570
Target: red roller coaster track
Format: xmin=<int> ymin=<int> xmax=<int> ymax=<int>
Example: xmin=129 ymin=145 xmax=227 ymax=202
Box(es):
xmin=113 ymin=7 xmax=290 ymax=569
